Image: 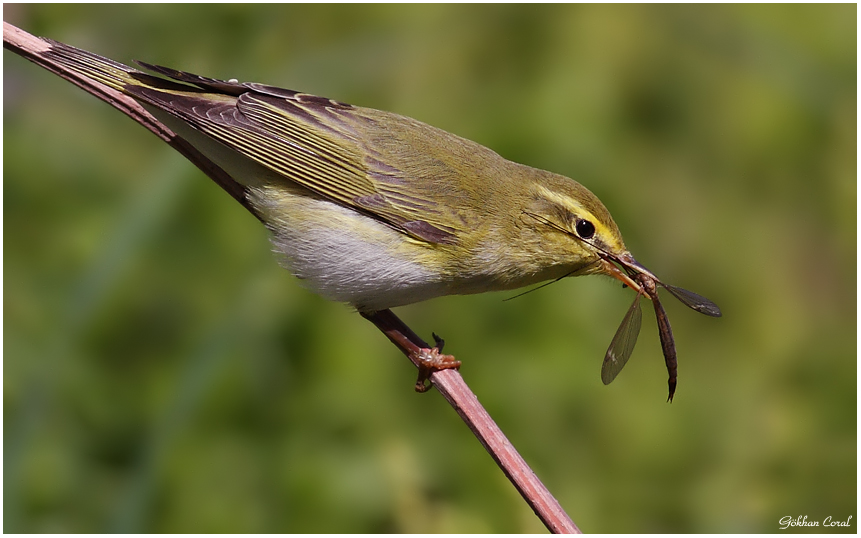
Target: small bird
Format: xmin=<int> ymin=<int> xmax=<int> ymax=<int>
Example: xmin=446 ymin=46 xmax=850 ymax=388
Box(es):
xmin=16 ymin=36 xmax=720 ymax=399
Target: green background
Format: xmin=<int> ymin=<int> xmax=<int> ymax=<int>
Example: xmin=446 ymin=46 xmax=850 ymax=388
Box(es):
xmin=4 ymin=4 xmax=856 ymax=533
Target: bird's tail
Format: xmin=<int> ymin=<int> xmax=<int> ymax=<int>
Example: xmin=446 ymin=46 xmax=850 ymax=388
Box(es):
xmin=41 ymin=38 xmax=250 ymax=101
xmin=41 ymin=38 xmax=147 ymax=94
xmin=13 ymin=33 xmax=258 ymax=216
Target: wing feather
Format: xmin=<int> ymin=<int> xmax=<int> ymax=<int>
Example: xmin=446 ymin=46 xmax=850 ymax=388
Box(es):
xmin=125 ymin=65 xmax=462 ymax=244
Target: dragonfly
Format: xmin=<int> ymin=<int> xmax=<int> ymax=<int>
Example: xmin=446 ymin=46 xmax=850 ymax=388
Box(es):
xmin=516 ymin=210 xmax=722 ymax=401
xmin=600 ymin=259 xmax=722 ymax=402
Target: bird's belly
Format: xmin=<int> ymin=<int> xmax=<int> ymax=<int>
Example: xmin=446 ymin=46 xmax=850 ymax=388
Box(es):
xmin=151 ymin=107 xmax=450 ymax=310
xmin=249 ymin=185 xmax=451 ymax=311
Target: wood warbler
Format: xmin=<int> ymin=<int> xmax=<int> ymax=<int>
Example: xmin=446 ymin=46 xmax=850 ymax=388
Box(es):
xmin=10 ymin=35 xmax=721 ymax=399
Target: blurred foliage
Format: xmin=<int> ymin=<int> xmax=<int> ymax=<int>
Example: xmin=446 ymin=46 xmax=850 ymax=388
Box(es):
xmin=3 ymin=4 xmax=856 ymax=533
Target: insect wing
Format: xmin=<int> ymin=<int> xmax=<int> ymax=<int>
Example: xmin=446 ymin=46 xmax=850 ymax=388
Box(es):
xmin=601 ymin=293 xmax=643 ymax=385
xmin=662 ymin=284 xmax=722 ymax=317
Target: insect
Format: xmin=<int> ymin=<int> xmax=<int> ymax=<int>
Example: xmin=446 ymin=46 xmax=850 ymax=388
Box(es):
xmin=519 ymin=210 xmax=721 ymax=401
xmin=601 ymin=268 xmax=721 ymax=401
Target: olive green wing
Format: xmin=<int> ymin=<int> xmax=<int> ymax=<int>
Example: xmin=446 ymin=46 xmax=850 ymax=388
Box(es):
xmin=40 ymin=40 xmax=501 ymax=244
xmin=125 ymin=63 xmax=463 ymax=245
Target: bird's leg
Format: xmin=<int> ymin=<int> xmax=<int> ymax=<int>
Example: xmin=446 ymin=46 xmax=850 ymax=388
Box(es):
xmin=413 ymin=341 xmax=461 ymax=393
xmin=360 ymin=309 xmax=461 ymax=392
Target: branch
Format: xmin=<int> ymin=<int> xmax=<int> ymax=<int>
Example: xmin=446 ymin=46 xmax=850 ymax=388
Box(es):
xmin=362 ymin=310 xmax=580 ymax=533
xmin=3 ymin=21 xmax=580 ymax=534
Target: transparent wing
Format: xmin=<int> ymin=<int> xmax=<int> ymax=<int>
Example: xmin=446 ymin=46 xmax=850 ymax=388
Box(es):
xmin=601 ymin=293 xmax=643 ymax=385
xmin=662 ymin=284 xmax=722 ymax=317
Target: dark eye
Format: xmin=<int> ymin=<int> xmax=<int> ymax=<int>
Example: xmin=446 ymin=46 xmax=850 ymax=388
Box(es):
xmin=575 ymin=219 xmax=595 ymax=239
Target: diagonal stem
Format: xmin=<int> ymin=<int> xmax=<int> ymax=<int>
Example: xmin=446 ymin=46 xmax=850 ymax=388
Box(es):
xmin=362 ymin=310 xmax=580 ymax=533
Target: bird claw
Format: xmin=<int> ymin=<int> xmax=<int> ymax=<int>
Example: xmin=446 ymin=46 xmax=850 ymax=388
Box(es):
xmin=413 ymin=342 xmax=460 ymax=393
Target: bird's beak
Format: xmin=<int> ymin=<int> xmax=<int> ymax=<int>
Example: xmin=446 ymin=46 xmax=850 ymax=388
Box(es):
xmin=599 ymin=251 xmax=660 ymax=293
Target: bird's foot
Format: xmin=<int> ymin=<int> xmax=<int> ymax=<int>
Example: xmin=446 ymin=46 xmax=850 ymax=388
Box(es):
xmin=413 ymin=333 xmax=461 ymax=392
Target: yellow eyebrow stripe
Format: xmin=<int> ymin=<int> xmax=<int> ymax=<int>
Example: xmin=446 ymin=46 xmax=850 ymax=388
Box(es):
xmin=533 ymin=184 xmax=624 ymax=251
xmin=534 ymin=184 xmax=596 ymax=222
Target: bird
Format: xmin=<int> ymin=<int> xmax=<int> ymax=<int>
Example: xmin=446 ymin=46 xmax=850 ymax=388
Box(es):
xmin=10 ymin=34 xmax=720 ymax=398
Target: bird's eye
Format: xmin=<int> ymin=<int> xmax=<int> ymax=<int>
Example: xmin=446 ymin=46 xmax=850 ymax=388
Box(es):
xmin=575 ymin=219 xmax=595 ymax=239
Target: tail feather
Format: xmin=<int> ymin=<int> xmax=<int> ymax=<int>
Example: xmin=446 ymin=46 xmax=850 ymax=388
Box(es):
xmin=5 ymin=28 xmax=260 ymax=218
xmin=40 ymin=39 xmax=226 ymax=101
xmin=42 ymin=38 xmax=142 ymax=93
